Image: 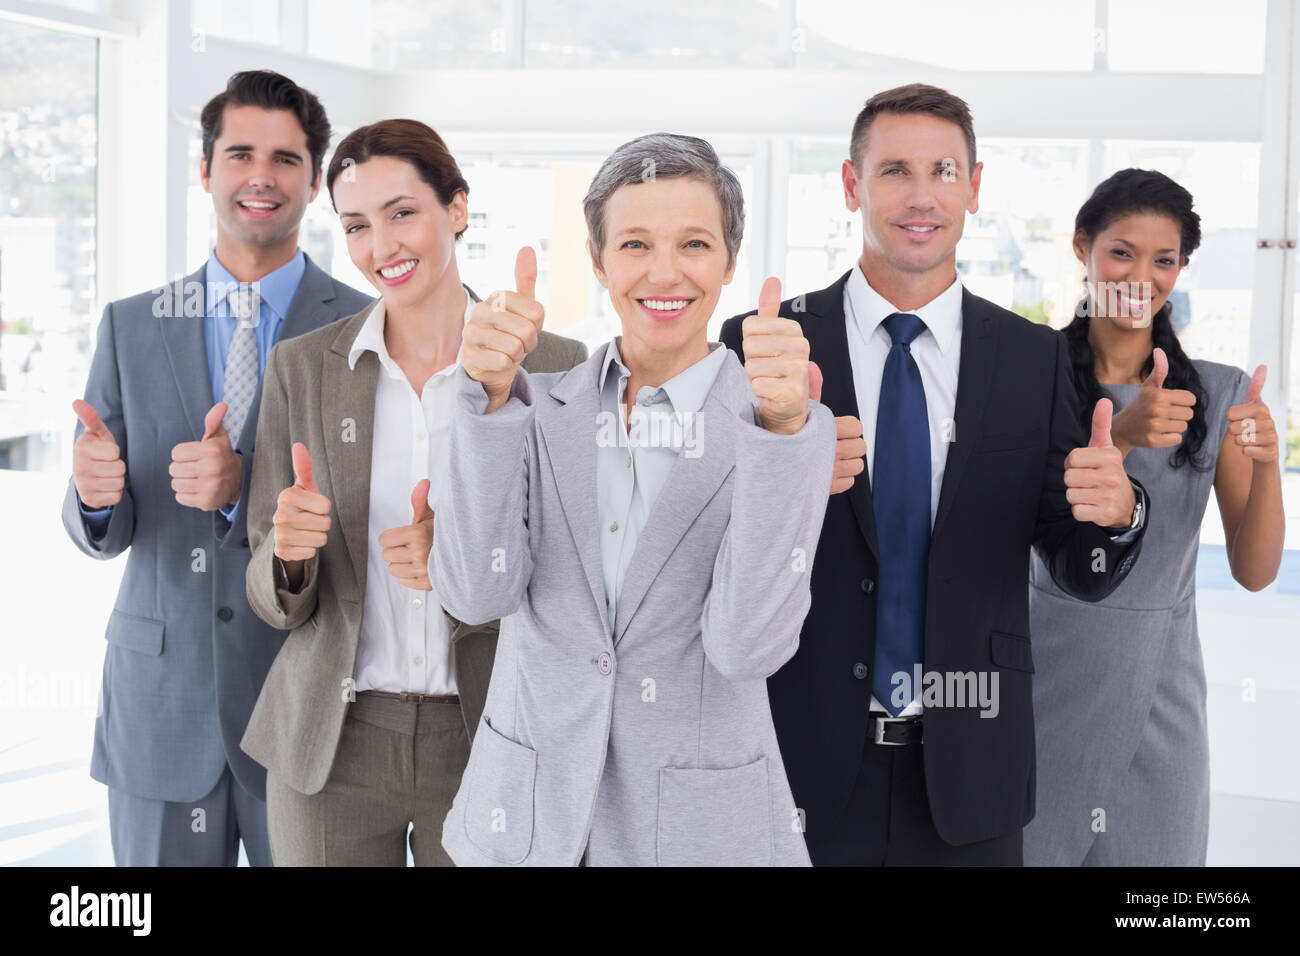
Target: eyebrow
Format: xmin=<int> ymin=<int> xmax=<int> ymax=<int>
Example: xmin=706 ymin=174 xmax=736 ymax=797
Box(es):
xmin=223 ymin=145 xmax=304 ymax=163
xmin=877 ymin=158 xmax=961 ymax=172
xmin=1111 ymin=238 xmax=1178 ymax=254
xmin=612 ymin=225 xmax=720 ymax=239
xmin=339 ymin=194 xmax=417 ymax=218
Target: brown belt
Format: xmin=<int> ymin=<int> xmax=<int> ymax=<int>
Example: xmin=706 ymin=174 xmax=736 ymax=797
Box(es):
xmin=359 ymin=689 xmax=460 ymax=705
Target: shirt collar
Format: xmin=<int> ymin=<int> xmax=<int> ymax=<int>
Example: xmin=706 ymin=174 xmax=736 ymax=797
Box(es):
xmin=205 ymin=248 xmax=305 ymax=320
xmin=347 ymin=285 xmax=475 ymax=377
xmin=598 ymin=336 xmax=729 ymax=414
xmin=846 ymin=262 xmax=963 ymax=355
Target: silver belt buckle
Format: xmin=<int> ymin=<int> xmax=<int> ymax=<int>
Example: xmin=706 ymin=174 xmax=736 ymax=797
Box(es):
xmin=874 ymin=715 xmax=912 ymax=746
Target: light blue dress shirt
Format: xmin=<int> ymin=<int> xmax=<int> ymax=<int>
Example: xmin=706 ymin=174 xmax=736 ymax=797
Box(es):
xmin=81 ymin=249 xmax=306 ymax=538
xmin=596 ymin=337 xmax=729 ymax=635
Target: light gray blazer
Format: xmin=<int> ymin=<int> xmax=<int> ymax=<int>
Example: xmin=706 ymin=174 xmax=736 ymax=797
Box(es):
xmin=434 ymin=342 xmax=837 ymax=866
xmin=241 ymin=294 xmax=587 ymax=795
xmin=61 ymin=255 xmax=372 ymax=804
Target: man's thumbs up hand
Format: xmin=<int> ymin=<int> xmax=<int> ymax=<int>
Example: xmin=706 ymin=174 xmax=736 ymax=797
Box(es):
xmin=1065 ymin=398 xmax=1138 ymax=529
xmin=71 ymin=399 xmax=125 ymax=509
xmin=169 ymin=401 xmax=242 ymax=512
xmin=742 ymin=276 xmax=814 ymax=435
xmin=463 ymin=246 xmax=546 ymax=413
xmin=273 ymin=442 xmax=332 ymax=568
xmin=379 ymin=479 xmax=435 ymax=591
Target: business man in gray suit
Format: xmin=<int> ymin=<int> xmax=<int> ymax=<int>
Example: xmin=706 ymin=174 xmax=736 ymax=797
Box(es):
xmin=62 ymin=71 xmax=371 ymax=866
xmin=436 ymin=134 xmax=837 ymax=866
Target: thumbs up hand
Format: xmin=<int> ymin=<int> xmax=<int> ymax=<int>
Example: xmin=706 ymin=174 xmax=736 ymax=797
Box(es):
xmin=272 ymin=443 xmax=332 ymax=580
xmin=169 ymin=402 xmax=243 ymax=511
xmin=378 ymin=479 xmax=436 ymax=591
xmin=72 ymin=399 xmax=125 ymax=509
xmin=1064 ymin=398 xmax=1138 ymax=529
xmin=742 ymin=276 xmax=814 ymax=435
xmin=1226 ymin=364 xmax=1278 ymax=463
xmin=1109 ymin=347 xmax=1197 ymax=455
xmin=463 ymin=246 xmax=546 ymax=413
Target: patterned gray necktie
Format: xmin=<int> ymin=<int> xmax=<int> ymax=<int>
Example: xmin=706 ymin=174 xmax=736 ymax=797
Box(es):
xmin=222 ymin=286 xmax=261 ymax=447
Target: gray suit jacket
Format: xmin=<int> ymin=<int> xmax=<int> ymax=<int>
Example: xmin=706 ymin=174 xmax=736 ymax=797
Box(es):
xmin=434 ymin=343 xmax=837 ymax=866
xmin=240 ymin=293 xmax=588 ymax=796
xmin=61 ymin=255 xmax=372 ymax=803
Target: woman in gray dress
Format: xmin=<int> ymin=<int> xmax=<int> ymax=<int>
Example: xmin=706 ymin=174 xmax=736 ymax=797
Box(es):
xmin=1024 ymin=169 xmax=1285 ymax=866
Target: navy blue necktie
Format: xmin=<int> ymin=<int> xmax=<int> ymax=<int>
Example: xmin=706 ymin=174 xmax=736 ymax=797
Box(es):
xmin=872 ymin=312 xmax=931 ymax=715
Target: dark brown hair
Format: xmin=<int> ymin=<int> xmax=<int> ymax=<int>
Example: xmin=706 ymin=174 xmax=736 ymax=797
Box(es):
xmin=326 ymin=119 xmax=471 ymax=239
xmin=850 ymin=83 xmax=977 ymax=174
xmin=200 ymin=70 xmax=331 ymax=180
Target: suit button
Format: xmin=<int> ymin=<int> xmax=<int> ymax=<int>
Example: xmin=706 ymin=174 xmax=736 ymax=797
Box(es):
xmin=240 ymin=537 xmax=249 ymax=547
xmin=861 ymin=578 xmax=875 ymax=594
xmin=852 ymin=662 xmax=869 ymax=680
xmin=217 ymin=607 xmax=233 ymax=622
xmin=596 ymin=652 xmax=612 ymax=675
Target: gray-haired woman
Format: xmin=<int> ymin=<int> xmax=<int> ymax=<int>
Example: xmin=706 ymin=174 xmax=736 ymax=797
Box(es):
xmin=432 ymin=133 xmax=838 ymax=866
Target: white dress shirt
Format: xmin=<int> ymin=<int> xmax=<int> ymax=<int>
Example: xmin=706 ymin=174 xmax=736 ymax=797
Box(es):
xmin=596 ymin=337 xmax=730 ymax=635
xmin=844 ymin=265 xmax=963 ymax=715
xmin=347 ymin=289 xmax=474 ymax=694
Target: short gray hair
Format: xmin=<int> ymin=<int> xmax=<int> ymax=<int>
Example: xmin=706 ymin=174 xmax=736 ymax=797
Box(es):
xmin=583 ymin=132 xmax=745 ymax=270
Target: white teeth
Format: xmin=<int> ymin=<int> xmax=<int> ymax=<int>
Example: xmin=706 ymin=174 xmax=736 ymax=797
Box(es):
xmin=380 ymin=260 xmax=417 ymax=279
xmin=240 ymin=201 xmax=278 ymax=209
xmin=641 ymin=299 xmax=690 ymax=311
xmin=902 ymin=225 xmax=937 ymax=232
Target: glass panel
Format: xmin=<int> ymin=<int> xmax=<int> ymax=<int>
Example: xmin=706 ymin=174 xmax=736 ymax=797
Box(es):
xmin=312 ymin=0 xmax=512 ymax=71
xmin=1106 ymin=0 xmax=1266 ymax=73
xmin=525 ymin=0 xmax=791 ymax=68
xmin=191 ymin=0 xmax=281 ymax=49
xmin=795 ymin=0 xmax=1096 ymax=71
xmin=0 ymin=20 xmax=98 ymax=472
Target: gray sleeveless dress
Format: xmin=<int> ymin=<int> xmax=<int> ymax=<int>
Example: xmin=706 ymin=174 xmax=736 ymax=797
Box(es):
xmin=1023 ymin=359 xmax=1250 ymax=866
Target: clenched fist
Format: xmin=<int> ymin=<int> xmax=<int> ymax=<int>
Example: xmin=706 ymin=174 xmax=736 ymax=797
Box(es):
xmin=72 ymin=399 xmax=125 ymax=509
xmin=462 ymin=246 xmax=545 ymax=413
xmin=169 ymin=402 xmax=243 ymax=511
xmin=741 ymin=276 xmax=817 ymax=436
xmin=273 ymin=443 xmax=332 ymax=590
xmin=1064 ymin=399 xmax=1138 ymax=529
xmin=1226 ymin=365 xmax=1278 ymax=463
xmin=379 ymin=479 xmax=435 ymax=591
xmin=1109 ymin=348 xmax=1196 ymax=455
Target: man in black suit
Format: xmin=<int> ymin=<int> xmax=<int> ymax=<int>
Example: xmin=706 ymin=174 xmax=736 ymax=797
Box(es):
xmin=720 ymin=83 xmax=1149 ymax=865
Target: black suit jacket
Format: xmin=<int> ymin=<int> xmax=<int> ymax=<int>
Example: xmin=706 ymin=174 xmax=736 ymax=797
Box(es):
xmin=719 ymin=270 xmax=1148 ymax=847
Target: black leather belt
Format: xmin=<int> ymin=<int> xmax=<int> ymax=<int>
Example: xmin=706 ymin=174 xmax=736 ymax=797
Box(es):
xmin=360 ymin=690 xmax=460 ymax=705
xmin=868 ymin=713 xmax=924 ymax=745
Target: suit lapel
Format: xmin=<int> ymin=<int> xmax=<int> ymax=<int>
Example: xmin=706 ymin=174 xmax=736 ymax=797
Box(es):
xmin=539 ymin=355 xmax=611 ymax=640
xmin=801 ymin=271 xmax=880 ymax=563
xmin=610 ymin=352 xmax=743 ymax=647
xmin=322 ymin=306 xmax=381 ymax=602
xmin=159 ymin=264 xmax=215 ymax=440
xmin=931 ymin=288 xmax=996 ymax=542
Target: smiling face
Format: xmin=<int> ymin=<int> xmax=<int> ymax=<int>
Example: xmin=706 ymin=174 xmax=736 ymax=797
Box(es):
xmin=842 ymin=112 xmax=982 ymax=291
xmin=590 ymin=176 xmax=735 ymax=373
xmin=1075 ymin=212 xmax=1185 ymax=330
xmin=200 ymin=104 xmax=319 ymax=253
xmin=332 ymin=154 xmax=467 ymax=306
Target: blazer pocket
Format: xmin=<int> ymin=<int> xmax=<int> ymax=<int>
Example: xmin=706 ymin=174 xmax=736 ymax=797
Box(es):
xmin=657 ymin=756 xmax=772 ymax=866
xmin=464 ymin=715 xmax=537 ymax=864
xmin=105 ymin=608 xmax=164 ymax=656
xmin=989 ymin=630 xmax=1034 ymax=673
xmin=973 ymin=427 xmax=1042 ymax=453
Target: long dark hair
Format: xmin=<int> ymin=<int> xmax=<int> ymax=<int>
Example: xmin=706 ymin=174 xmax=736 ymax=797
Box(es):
xmin=1064 ymin=168 xmax=1211 ymax=471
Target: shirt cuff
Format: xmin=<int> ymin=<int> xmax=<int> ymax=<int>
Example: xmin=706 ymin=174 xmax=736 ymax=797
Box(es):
xmin=1105 ymin=478 xmax=1148 ymax=544
xmin=78 ymin=498 xmax=113 ymax=541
